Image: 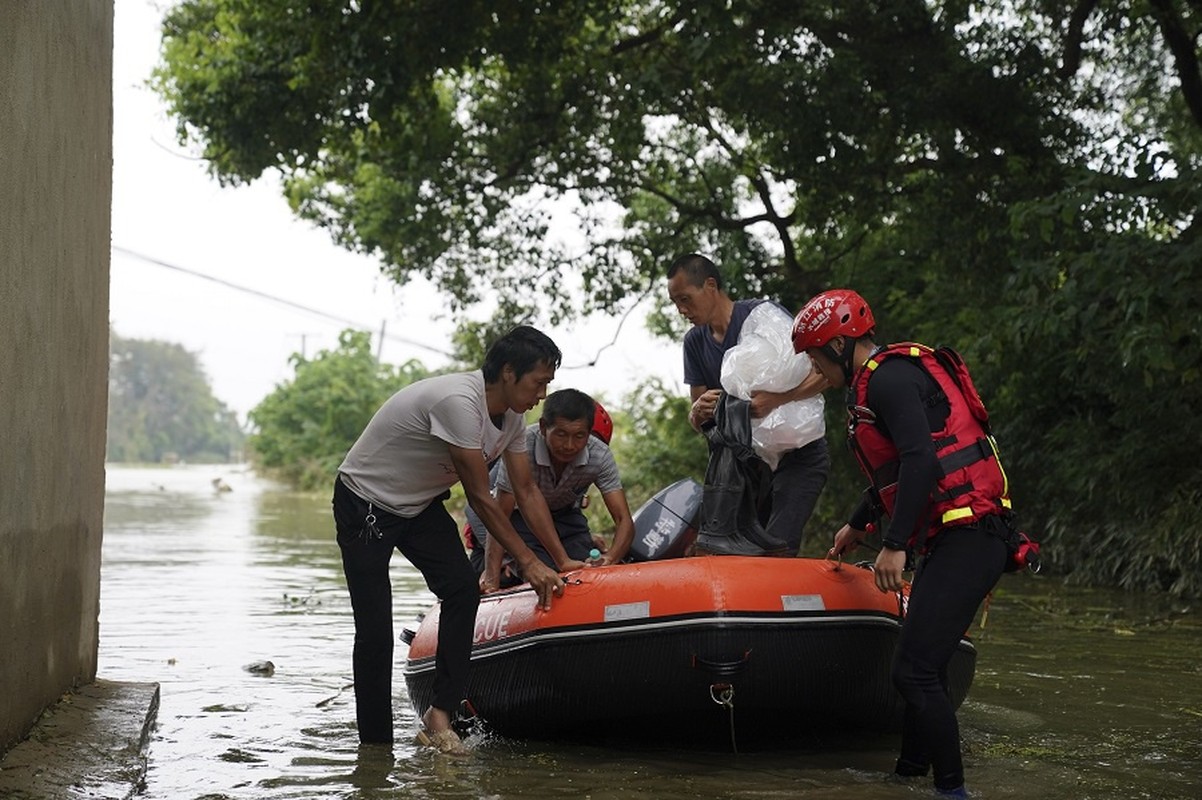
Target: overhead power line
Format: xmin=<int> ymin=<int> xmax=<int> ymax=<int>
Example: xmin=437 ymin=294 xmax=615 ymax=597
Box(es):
xmin=112 ymin=245 xmax=453 ymax=357
xmin=112 ymin=245 xmax=657 ymax=373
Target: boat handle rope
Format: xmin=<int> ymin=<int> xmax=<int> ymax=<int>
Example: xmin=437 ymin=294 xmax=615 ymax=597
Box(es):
xmin=824 ymin=553 xmax=879 ymax=574
xmin=691 ymin=649 xmax=752 ymax=677
xmin=709 ymin=683 xmax=738 ymax=754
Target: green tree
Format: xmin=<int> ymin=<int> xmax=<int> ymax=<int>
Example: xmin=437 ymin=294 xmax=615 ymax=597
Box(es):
xmin=155 ymin=1 xmax=1202 ymax=594
xmin=107 ymin=332 xmax=244 ymax=463
xmin=153 ymin=0 xmax=1086 ymax=317
xmin=608 ymin=379 xmax=709 ymax=512
xmin=248 ymin=329 xmax=429 ymax=490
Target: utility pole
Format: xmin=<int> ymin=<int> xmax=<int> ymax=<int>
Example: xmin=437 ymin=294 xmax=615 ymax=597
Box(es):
xmin=287 ymin=333 xmax=317 ymax=359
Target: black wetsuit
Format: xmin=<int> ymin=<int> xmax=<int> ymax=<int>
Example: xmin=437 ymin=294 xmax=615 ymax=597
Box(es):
xmin=848 ymin=357 xmax=1007 ymax=792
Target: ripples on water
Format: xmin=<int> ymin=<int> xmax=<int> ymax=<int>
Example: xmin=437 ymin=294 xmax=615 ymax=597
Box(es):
xmin=100 ymin=465 xmax=1202 ymax=799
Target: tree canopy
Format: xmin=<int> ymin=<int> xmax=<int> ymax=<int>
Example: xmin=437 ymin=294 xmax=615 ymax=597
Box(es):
xmin=608 ymin=378 xmax=709 ymax=508
xmin=156 ymin=1 xmax=1202 ymax=595
xmin=107 ymin=333 xmax=244 ymax=463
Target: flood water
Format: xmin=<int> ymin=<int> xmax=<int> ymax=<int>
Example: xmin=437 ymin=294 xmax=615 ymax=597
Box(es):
xmin=99 ymin=464 xmax=1202 ymax=799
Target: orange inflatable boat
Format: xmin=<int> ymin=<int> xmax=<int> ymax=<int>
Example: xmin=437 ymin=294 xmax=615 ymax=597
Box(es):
xmin=401 ymin=481 xmax=977 ymax=744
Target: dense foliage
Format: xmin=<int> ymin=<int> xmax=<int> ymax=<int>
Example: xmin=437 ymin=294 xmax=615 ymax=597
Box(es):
xmin=608 ymin=379 xmax=709 ymax=512
xmin=156 ymin=1 xmax=1201 ymax=595
xmin=107 ymin=333 xmax=244 ymax=463
xmin=248 ymin=330 xmax=430 ymax=490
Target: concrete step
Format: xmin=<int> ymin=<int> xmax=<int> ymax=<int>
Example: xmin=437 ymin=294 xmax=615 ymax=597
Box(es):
xmin=0 ymin=679 xmax=160 ymax=800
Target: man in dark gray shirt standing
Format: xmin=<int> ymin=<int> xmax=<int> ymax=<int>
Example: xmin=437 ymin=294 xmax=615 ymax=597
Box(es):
xmin=666 ymin=253 xmax=830 ymax=555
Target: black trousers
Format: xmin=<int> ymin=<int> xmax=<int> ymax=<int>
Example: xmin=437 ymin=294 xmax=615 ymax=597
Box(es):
xmin=512 ymin=506 xmax=593 ymax=566
xmin=767 ymin=437 xmax=831 ymax=555
xmin=893 ymin=523 xmax=1007 ymax=790
xmin=333 ymin=477 xmax=479 ymax=744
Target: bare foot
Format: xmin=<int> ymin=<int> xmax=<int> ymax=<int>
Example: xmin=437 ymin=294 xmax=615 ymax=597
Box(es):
xmin=417 ymin=707 xmax=468 ymax=756
xmin=421 ymin=706 xmax=452 ymax=733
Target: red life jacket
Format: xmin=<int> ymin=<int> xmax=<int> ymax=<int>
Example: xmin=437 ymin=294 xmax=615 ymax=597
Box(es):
xmin=848 ymin=343 xmax=1012 ymax=547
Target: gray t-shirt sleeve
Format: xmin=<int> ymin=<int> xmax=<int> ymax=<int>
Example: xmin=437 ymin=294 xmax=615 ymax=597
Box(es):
xmin=492 ymin=422 xmax=530 ymax=495
xmin=506 ymin=422 xmax=527 ymax=452
xmin=591 ymin=441 xmax=623 ymax=494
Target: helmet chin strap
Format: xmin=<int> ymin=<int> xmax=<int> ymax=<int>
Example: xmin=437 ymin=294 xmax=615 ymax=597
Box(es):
xmin=819 ymin=336 xmax=858 ymax=384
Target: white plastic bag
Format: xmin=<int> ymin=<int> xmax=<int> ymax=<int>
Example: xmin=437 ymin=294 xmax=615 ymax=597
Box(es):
xmin=720 ymin=302 xmax=826 ymax=470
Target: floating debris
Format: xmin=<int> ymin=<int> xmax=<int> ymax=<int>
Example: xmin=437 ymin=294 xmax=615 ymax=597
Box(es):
xmin=243 ymin=660 xmax=275 ymax=677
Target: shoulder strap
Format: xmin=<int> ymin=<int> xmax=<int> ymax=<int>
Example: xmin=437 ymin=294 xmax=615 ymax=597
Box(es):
xmin=930 ymin=346 xmax=991 ymax=431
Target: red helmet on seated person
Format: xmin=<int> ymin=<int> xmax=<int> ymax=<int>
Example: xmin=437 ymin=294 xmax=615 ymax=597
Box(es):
xmin=591 ymin=401 xmax=614 ymax=444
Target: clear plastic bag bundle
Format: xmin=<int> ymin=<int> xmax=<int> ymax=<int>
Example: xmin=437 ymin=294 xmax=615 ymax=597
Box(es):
xmin=720 ymin=303 xmax=826 ymax=470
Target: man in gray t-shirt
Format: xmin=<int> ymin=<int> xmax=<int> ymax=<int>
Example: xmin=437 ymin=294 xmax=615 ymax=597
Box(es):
xmin=333 ymin=326 xmax=566 ymax=753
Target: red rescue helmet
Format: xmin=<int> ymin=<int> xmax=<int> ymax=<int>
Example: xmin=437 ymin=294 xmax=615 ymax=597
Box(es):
xmin=591 ymin=401 xmax=614 ymax=444
xmin=792 ymin=289 xmax=876 ymax=353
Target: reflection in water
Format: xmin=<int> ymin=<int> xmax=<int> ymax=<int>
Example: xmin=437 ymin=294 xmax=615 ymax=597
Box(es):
xmin=100 ymin=465 xmax=1202 ymax=799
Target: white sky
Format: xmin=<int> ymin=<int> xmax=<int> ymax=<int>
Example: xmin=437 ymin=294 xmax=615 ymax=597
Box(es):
xmin=110 ymin=0 xmax=684 ymax=421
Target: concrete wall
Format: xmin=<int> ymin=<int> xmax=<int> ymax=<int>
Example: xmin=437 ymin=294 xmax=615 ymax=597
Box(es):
xmin=0 ymin=1 xmax=114 ymax=752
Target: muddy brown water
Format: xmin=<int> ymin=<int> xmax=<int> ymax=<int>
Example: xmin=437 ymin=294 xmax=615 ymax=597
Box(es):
xmin=100 ymin=465 xmax=1202 ymax=799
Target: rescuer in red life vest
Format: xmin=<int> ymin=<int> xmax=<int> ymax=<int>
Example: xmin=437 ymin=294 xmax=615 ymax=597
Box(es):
xmin=792 ymin=289 xmax=1012 ymax=800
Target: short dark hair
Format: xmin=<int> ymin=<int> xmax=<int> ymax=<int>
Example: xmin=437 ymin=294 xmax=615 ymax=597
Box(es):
xmin=482 ymin=325 xmax=562 ymax=382
xmin=667 ymin=253 xmax=723 ymax=291
xmin=540 ymin=388 xmax=595 ymax=427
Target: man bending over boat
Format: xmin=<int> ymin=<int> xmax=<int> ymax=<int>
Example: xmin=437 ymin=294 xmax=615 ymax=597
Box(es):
xmin=793 ymin=290 xmax=1018 ymax=799
xmin=333 ymin=326 xmax=566 ymax=754
xmin=468 ymin=388 xmax=635 ymax=592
